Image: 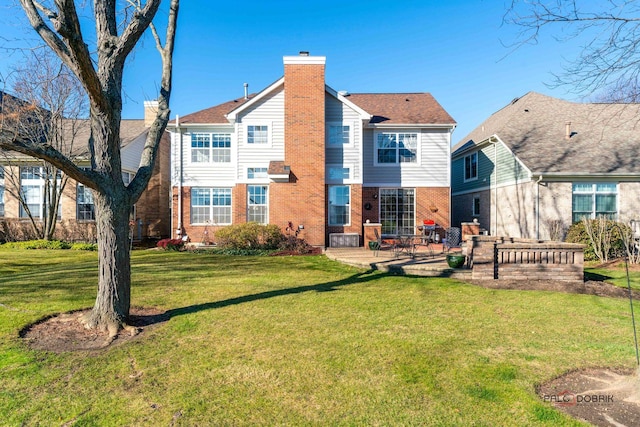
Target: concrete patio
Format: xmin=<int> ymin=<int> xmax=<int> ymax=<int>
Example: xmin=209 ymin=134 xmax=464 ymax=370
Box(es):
xmin=324 ymin=244 xmax=472 ymax=279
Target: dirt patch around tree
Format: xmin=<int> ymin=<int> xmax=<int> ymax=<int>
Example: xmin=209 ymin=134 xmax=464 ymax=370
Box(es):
xmin=20 ymin=306 xmax=169 ymax=353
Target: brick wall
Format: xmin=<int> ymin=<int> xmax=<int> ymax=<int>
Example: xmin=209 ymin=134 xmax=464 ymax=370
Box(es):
xmin=269 ymin=55 xmax=326 ymax=246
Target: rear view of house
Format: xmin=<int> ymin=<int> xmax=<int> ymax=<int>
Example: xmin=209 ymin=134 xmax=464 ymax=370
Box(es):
xmin=169 ymin=53 xmax=456 ymax=247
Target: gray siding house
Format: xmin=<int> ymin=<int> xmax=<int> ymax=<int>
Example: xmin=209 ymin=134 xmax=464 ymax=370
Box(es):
xmin=451 ymin=92 xmax=640 ymax=239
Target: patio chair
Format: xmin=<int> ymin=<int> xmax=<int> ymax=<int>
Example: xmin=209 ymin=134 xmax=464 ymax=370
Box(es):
xmin=373 ymin=228 xmax=394 ymax=257
xmin=443 ymin=227 xmax=461 ymax=252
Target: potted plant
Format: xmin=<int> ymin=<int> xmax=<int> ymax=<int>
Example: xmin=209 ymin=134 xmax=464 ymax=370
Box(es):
xmin=446 ymin=254 xmax=466 ymax=268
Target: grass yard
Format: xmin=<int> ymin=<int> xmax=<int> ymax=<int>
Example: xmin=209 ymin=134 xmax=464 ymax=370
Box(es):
xmin=1 ymin=248 xmax=638 ymax=426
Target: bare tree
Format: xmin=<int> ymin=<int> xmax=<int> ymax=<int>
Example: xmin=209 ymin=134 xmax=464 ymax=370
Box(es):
xmin=1 ymin=50 xmax=88 ymax=240
xmin=0 ymin=0 xmax=180 ymax=337
xmin=505 ymin=0 xmax=640 ymax=99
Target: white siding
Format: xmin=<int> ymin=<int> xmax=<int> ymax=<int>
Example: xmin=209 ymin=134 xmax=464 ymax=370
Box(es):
xmin=120 ymin=133 xmax=146 ymax=173
xmin=236 ymin=89 xmax=285 ymax=181
xmin=325 ymin=94 xmax=362 ymax=183
xmin=171 ymin=125 xmax=237 ymax=187
xmin=363 ymin=127 xmax=451 ymax=187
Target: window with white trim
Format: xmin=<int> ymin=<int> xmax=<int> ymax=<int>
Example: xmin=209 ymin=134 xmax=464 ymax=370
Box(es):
xmin=247 ymin=167 xmax=268 ymax=179
xmin=572 ymin=183 xmax=617 ymax=223
xmin=375 ymin=132 xmax=417 ymax=164
xmin=247 ymin=185 xmax=268 ymax=224
xmin=19 ymin=166 xmax=62 ymax=219
xmin=247 ymin=125 xmax=269 ymax=144
xmin=328 ymin=123 xmax=351 ymax=145
xmin=327 ymin=166 xmax=350 ymax=182
xmin=380 ymin=188 xmax=415 ymax=235
xmin=77 ymin=183 xmax=95 ymax=221
xmin=328 ymin=185 xmax=350 ymax=226
xmin=191 ymin=188 xmax=232 ymax=225
xmin=190 ymin=132 xmax=231 ymax=163
xmin=464 ymin=152 xmax=478 ymax=181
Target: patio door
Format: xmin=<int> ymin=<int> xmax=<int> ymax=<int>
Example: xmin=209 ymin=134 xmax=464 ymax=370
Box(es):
xmin=380 ymin=188 xmax=415 ymax=235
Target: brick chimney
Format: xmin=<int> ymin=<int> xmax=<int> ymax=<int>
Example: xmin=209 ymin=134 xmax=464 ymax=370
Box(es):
xmin=144 ymin=100 xmax=159 ymax=127
xmin=272 ymin=52 xmax=326 ymax=246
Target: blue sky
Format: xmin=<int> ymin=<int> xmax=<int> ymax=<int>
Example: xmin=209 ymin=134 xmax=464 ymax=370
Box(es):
xmin=0 ymin=0 xmax=586 ymax=144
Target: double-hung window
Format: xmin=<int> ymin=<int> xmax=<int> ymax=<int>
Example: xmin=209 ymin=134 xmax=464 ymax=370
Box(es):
xmin=572 ymin=183 xmax=617 ymax=223
xmin=247 ymin=125 xmax=269 ymax=145
xmin=247 ymin=167 xmax=268 ymax=179
xmin=375 ymin=132 xmax=418 ymax=164
xmin=247 ymin=185 xmax=268 ymax=224
xmin=77 ymin=183 xmax=95 ymax=221
xmin=20 ymin=166 xmax=43 ymax=218
xmin=191 ymin=188 xmax=232 ymax=225
xmin=328 ymin=185 xmax=350 ymax=226
xmin=191 ymin=132 xmax=231 ymax=163
xmin=464 ymin=152 xmax=478 ymax=181
xmin=328 ymin=123 xmax=351 ymax=146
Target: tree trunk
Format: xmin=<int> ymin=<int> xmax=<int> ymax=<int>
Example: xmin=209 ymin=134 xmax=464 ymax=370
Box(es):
xmin=81 ymin=189 xmax=132 ymax=336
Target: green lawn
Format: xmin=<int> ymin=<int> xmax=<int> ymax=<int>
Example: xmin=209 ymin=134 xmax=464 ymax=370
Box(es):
xmin=585 ymin=261 xmax=640 ymax=290
xmin=0 ymin=248 xmax=637 ymax=426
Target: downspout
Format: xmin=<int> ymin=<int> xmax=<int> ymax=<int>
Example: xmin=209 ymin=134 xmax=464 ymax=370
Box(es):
xmin=489 ymin=137 xmax=498 ymax=236
xmin=535 ymin=175 xmax=543 ymax=240
xmin=176 ymin=115 xmax=183 ymax=238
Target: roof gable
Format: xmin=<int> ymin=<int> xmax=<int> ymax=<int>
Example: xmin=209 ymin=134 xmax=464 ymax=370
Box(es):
xmin=453 ymin=92 xmax=640 ymax=175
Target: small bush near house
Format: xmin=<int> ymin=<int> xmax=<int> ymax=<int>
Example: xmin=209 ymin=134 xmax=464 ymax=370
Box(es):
xmin=565 ymin=219 xmax=625 ymax=262
xmin=157 ymin=238 xmax=185 ymax=251
xmin=71 ymin=243 xmax=98 ymax=251
xmin=215 ymin=223 xmax=284 ymax=250
xmin=275 ymin=235 xmax=315 ymax=255
xmin=3 ymin=240 xmax=72 ymax=250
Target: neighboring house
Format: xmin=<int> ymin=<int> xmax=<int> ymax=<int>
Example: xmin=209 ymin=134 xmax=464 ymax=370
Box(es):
xmin=451 ymin=91 xmax=640 ymax=240
xmin=0 ymin=94 xmax=170 ymax=241
xmin=168 ymin=53 xmax=456 ymax=247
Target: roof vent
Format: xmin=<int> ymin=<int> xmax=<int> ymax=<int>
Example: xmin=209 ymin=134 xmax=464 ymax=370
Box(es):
xmin=565 ymin=121 xmax=572 ymax=139
xmin=243 ymin=83 xmax=248 ymax=100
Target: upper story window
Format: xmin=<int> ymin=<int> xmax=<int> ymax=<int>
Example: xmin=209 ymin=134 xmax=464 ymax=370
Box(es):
xmin=191 ymin=132 xmax=231 ymax=163
xmin=375 ymin=132 xmax=417 ymax=165
xmin=328 ymin=123 xmax=352 ymax=146
xmin=572 ymin=183 xmax=617 ymax=223
xmin=247 ymin=125 xmax=269 ymax=144
xmin=464 ymin=152 xmax=478 ymax=181
xmin=247 ymin=167 xmax=268 ymax=179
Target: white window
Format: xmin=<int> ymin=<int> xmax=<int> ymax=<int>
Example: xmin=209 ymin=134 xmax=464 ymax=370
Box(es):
xmin=247 ymin=185 xmax=268 ymax=224
xmin=122 ymin=171 xmax=134 ymax=185
xmin=247 ymin=125 xmax=269 ymax=144
xmin=191 ymin=188 xmax=232 ymax=225
xmin=464 ymin=152 xmax=478 ymax=181
xmin=77 ymin=183 xmax=95 ymax=221
xmin=20 ymin=167 xmax=43 ymax=218
xmin=327 ymin=166 xmax=351 ymax=182
xmin=191 ymin=132 xmax=231 ymax=163
xmin=328 ymin=185 xmax=350 ymax=226
xmin=328 ymin=123 xmax=352 ymax=146
xmin=572 ymin=183 xmax=617 ymax=223
xmin=375 ymin=132 xmax=418 ymax=165
xmin=247 ymin=167 xmax=268 ymax=179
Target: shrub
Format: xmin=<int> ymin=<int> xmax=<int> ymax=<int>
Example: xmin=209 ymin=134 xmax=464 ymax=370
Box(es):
xmin=3 ymin=240 xmax=72 ymax=250
xmin=277 ymin=235 xmax=314 ymax=255
xmin=71 ymin=242 xmax=98 ymax=251
xmin=215 ymin=223 xmax=284 ymax=250
xmin=565 ymin=219 xmax=625 ymax=262
xmin=157 ymin=238 xmax=185 ymax=251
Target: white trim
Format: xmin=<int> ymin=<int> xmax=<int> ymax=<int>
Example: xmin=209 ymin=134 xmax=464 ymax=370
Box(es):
xmin=328 ymin=184 xmax=351 ymax=226
xmin=368 ymin=123 xmax=455 ymax=129
xmin=283 ymin=55 xmax=326 ymax=65
xmin=243 ymin=122 xmax=273 ymax=147
xmin=463 ymin=152 xmax=478 ymax=183
xmin=225 ymin=78 xmax=285 ymax=122
xmin=326 ymin=121 xmax=355 ymax=147
xmin=326 ymin=163 xmax=356 ymax=184
xmin=325 ymin=85 xmax=372 ymax=120
xmin=373 ymin=130 xmax=420 ymax=167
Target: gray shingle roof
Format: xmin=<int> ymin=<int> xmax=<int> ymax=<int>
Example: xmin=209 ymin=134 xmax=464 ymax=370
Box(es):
xmin=453 ymin=92 xmax=640 ymax=175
